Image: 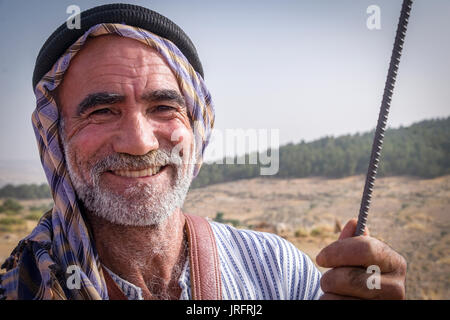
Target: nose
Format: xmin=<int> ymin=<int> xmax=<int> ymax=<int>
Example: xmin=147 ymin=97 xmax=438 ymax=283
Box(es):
xmin=112 ymin=112 xmax=159 ymax=155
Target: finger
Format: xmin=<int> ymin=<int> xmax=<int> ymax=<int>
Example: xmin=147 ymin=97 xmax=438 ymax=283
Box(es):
xmin=339 ymin=218 xmax=370 ymax=240
xmin=319 ymin=293 xmax=360 ymax=300
xmin=316 ymin=236 xmax=405 ymax=273
xmin=320 ymin=267 xmax=406 ymax=300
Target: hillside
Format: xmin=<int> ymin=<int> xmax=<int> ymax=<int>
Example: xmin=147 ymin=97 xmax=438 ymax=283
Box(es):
xmin=192 ymin=117 xmax=450 ymax=188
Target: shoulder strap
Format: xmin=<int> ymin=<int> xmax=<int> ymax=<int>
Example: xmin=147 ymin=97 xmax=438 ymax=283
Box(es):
xmin=184 ymin=213 xmax=222 ymax=300
xmin=104 ymin=214 xmax=222 ymax=300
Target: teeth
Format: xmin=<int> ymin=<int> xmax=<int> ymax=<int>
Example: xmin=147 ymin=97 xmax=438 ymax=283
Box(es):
xmin=113 ymin=166 xmax=162 ymax=178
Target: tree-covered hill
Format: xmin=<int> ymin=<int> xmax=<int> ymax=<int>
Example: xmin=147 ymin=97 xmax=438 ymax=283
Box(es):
xmin=191 ymin=117 xmax=450 ymax=188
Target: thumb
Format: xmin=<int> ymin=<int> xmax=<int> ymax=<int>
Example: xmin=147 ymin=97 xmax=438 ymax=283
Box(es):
xmin=338 ymin=218 xmax=370 ymax=240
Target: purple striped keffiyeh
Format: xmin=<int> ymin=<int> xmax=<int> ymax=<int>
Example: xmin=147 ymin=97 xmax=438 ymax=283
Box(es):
xmin=0 ymin=23 xmax=215 ymax=300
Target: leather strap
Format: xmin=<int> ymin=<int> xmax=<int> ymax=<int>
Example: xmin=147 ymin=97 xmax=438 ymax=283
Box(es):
xmin=184 ymin=213 xmax=222 ymax=300
xmin=103 ymin=213 xmax=222 ymax=300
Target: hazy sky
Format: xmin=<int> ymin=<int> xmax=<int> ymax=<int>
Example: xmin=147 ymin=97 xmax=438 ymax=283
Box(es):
xmin=0 ymin=0 xmax=449 ymax=164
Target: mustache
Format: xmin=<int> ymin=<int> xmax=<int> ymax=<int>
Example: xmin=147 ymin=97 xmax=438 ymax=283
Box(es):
xmin=90 ymin=149 xmax=180 ymax=176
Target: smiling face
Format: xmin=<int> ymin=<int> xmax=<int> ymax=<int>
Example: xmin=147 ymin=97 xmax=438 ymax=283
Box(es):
xmin=57 ymin=35 xmax=195 ymax=226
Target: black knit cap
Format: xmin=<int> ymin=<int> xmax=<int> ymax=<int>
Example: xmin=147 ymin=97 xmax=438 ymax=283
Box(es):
xmin=32 ymin=3 xmax=204 ymax=89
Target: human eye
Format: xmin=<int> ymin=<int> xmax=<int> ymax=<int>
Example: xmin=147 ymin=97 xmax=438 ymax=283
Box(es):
xmin=148 ymin=105 xmax=179 ymax=119
xmin=82 ymin=107 xmax=118 ymax=123
xmin=89 ymin=108 xmax=113 ymax=116
xmin=154 ymin=105 xmax=177 ymax=112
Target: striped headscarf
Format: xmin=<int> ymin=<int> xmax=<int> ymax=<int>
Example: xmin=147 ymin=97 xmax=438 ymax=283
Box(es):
xmin=0 ymin=23 xmax=215 ymax=300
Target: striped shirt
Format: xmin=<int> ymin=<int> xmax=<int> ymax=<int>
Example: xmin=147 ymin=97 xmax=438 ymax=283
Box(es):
xmin=107 ymin=221 xmax=323 ymax=300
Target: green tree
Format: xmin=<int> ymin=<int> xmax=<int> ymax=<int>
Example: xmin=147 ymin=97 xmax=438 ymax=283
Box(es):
xmin=214 ymin=212 xmax=225 ymax=223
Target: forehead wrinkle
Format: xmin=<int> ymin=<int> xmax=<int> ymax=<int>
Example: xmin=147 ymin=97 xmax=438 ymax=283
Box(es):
xmin=80 ymin=72 xmax=172 ymax=86
xmin=81 ymin=71 xmax=181 ymax=99
xmin=68 ymin=61 xmax=180 ymax=101
xmin=71 ymin=60 xmax=172 ymax=83
xmin=70 ymin=45 xmax=177 ymax=85
xmin=66 ymin=35 xmax=168 ymax=79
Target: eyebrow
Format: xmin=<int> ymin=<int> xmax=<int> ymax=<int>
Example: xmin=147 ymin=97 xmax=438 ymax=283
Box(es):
xmin=77 ymin=92 xmax=125 ymax=115
xmin=141 ymin=89 xmax=186 ymax=108
xmin=76 ymin=89 xmax=185 ymax=116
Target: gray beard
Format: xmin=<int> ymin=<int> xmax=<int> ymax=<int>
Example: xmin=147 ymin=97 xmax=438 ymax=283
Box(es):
xmin=62 ymin=136 xmax=194 ymax=227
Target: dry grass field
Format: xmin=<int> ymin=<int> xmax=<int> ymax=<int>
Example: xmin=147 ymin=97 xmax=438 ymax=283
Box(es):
xmin=1 ymin=175 xmax=449 ymax=299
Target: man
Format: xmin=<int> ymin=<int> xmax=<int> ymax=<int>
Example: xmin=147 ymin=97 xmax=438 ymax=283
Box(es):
xmin=0 ymin=4 xmax=406 ymax=300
